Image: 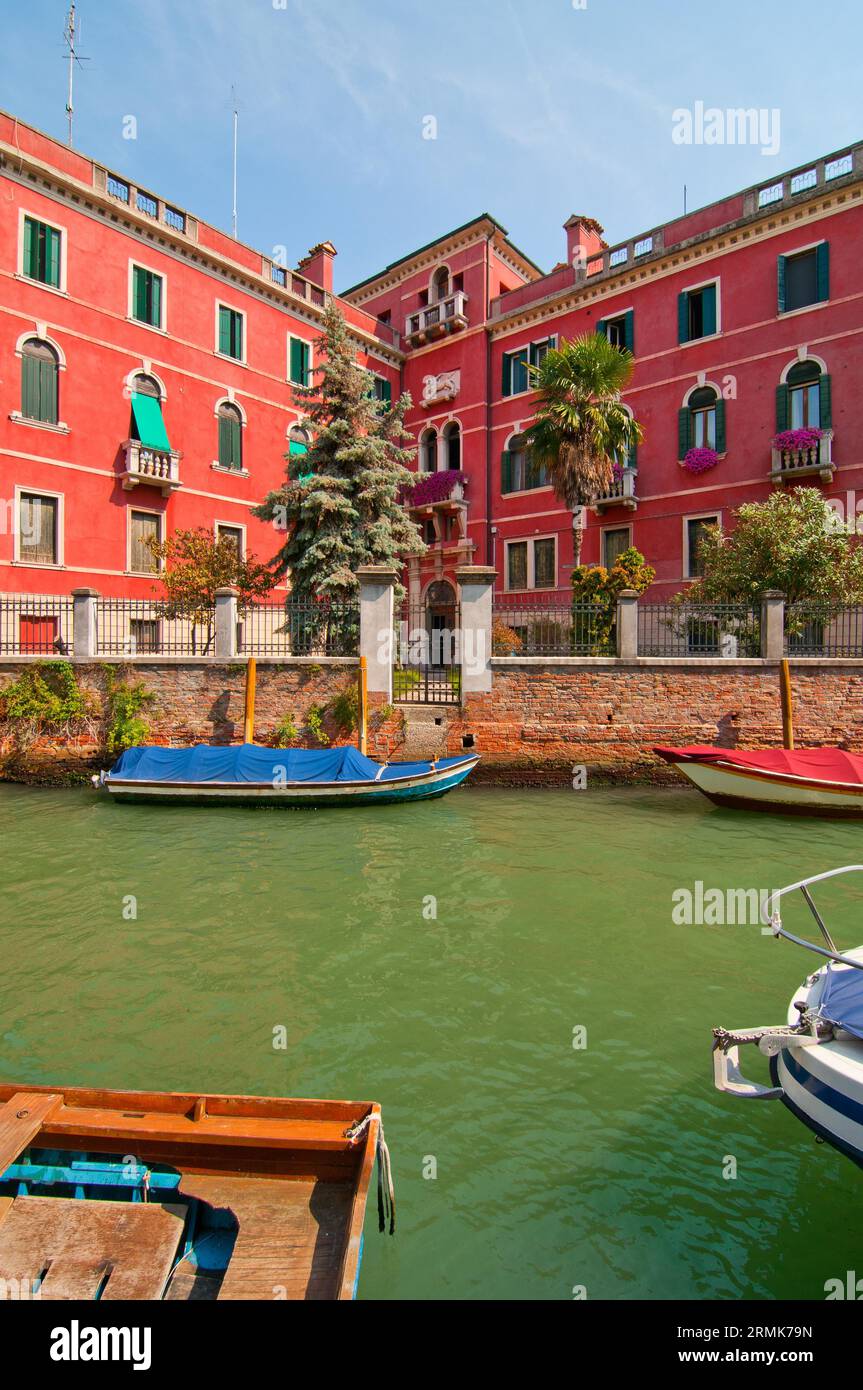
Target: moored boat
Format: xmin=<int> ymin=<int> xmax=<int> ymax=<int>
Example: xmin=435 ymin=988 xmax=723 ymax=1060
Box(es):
xmin=93 ymin=742 xmax=479 ymax=806
xmin=712 ymin=866 xmax=863 ymax=1168
xmin=0 ymin=1082 xmax=393 ymax=1300
xmin=655 ymin=744 xmax=863 ymax=817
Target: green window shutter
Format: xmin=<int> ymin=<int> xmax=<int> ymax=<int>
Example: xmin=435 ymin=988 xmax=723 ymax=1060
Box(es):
xmin=46 ymin=227 xmax=61 ymax=288
xmin=777 ymin=255 xmax=787 ymax=314
xmin=595 ymin=319 xmax=606 ymax=338
xmin=628 ymin=440 xmax=638 ymax=470
xmin=501 ymin=450 xmax=513 ymax=494
xmin=513 ymin=348 xmax=528 ymax=394
xmin=381 ymin=378 xmax=392 ymax=407
xmin=702 ymin=284 xmax=717 ymax=337
xmin=624 ymin=310 xmax=634 ymax=353
xmin=775 ymin=383 xmax=789 ymax=431
xmin=218 ymin=306 xmax=231 ymax=354
xmin=231 ymin=417 xmax=242 ymax=467
xmin=501 ymin=352 xmax=511 ymax=397
xmin=819 ymin=373 xmax=832 ymax=428
xmin=816 ymin=242 xmax=830 ymax=302
xmin=714 ymin=398 xmax=726 ymax=453
xmin=23 ymin=217 xmax=34 ymax=278
xmin=133 ymin=267 xmax=145 ymax=321
xmin=131 ymin=392 xmax=171 ymax=450
xmin=21 ymin=354 xmax=40 ymax=419
xmin=678 ymin=407 xmax=691 ymax=458
xmin=40 ymin=358 xmax=58 ymax=424
xmin=218 ymin=414 xmax=231 ymax=467
xmin=290 ymin=338 xmax=309 ymax=385
xmin=151 ymin=274 xmax=162 ymax=328
xmin=677 ymin=291 xmax=689 ymax=345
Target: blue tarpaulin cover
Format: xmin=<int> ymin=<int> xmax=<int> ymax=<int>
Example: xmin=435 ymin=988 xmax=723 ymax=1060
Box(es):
xmin=818 ymin=965 xmax=863 ymax=1041
xmin=108 ymin=744 xmax=467 ymax=785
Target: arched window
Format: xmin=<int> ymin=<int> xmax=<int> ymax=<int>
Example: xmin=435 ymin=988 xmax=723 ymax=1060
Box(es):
xmin=780 ymin=360 xmax=831 ymax=431
xmin=218 ymin=401 xmax=243 ymax=471
xmin=443 ymin=421 xmax=461 ymax=470
xmin=131 ymin=372 xmax=161 ymax=399
xmin=129 ymin=373 xmax=171 ymax=452
xmin=420 ymin=428 xmax=438 ymax=473
xmin=431 ymin=267 xmax=449 ymax=302
xmin=501 ymin=433 xmax=548 ymax=495
xmin=288 ymin=425 xmax=310 ymax=458
xmin=611 ymin=404 xmax=638 ymax=471
xmin=21 ymin=338 xmax=59 ymax=425
xmin=679 ymin=386 xmax=725 ymax=457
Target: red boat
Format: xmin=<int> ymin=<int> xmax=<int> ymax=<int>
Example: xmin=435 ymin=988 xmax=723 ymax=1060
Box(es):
xmin=655 ymin=745 xmax=863 ymax=817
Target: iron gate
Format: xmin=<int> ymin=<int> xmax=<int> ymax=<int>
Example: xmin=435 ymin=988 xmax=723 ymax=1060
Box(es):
xmin=393 ymin=593 xmax=462 ymax=704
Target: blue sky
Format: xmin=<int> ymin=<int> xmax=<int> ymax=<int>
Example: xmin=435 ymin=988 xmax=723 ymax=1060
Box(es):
xmin=2 ymin=0 xmax=859 ymax=290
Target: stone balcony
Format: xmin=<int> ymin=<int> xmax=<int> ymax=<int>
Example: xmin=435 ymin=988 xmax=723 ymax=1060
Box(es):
xmin=591 ymin=468 xmax=638 ymax=513
xmin=121 ymin=440 xmax=182 ymax=497
xmin=405 ymin=292 xmax=468 ymax=348
xmin=770 ymin=431 xmax=834 ymax=484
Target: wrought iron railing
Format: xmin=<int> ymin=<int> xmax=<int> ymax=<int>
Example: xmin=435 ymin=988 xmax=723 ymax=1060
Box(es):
xmin=493 ymin=595 xmax=616 ymax=655
xmin=95 ymin=599 xmax=215 ymax=656
xmin=638 ymin=603 xmax=762 ymax=658
xmin=238 ymin=599 xmax=359 ymax=658
xmin=0 ymin=594 xmax=74 ymax=655
xmin=784 ymin=603 xmax=863 ymax=657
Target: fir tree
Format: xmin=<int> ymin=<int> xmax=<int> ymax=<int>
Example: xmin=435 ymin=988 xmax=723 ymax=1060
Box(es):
xmin=254 ymin=302 xmax=425 ymax=598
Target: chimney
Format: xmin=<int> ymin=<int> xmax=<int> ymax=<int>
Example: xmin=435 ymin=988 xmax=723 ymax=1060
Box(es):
xmin=563 ymin=215 xmax=605 ymax=276
xmin=297 ymin=241 xmax=337 ymax=294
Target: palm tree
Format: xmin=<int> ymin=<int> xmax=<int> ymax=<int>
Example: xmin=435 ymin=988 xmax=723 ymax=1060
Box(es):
xmin=523 ymin=333 xmax=643 ymax=564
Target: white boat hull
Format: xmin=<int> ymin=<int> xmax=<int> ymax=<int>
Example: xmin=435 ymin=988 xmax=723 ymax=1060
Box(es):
xmin=672 ymin=758 xmax=863 ymax=816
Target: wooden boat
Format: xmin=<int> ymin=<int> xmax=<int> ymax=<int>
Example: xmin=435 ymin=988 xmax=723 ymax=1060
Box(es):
xmin=655 ymin=745 xmax=863 ymax=817
xmin=712 ymin=866 xmax=863 ymax=1169
xmin=93 ymin=743 xmax=479 ymax=806
xmin=0 ymin=1082 xmax=393 ymax=1300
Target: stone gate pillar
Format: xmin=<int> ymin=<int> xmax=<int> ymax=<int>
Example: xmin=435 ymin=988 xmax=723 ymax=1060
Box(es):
xmin=357 ymin=565 xmax=399 ymax=699
xmin=455 ymin=565 xmax=496 ymax=695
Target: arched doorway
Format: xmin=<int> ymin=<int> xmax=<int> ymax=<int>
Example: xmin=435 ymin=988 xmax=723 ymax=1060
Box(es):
xmin=425 ymin=580 xmax=457 ymax=669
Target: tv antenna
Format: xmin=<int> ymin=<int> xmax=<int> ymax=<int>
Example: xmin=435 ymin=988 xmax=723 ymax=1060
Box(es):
xmin=231 ymin=86 xmax=239 ymax=239
xmin=64 ymin=3 xmax=90 ymax=147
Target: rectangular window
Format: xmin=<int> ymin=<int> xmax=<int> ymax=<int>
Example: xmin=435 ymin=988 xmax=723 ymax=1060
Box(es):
xmin=131 ymin=265 xmax=163 ymax=328
xmin=372 ymin=376 xmax=392 ymax=407
xmin=678 ymin=283 xmax=717 ymax=343
xmin=129 ymin=619 xmax=160 ymax=654
xmin=506 ymin=537 xmax=556 ymax=590
xmin=216 ymin=524 xmax=244 ymax=558
xmin=217 ymin=305 xmax=244 ymax=360
xmin=130 ymin=510 xmax=162 ymax=574
xmin=779 ymin=244 xmax=829 ymax=313
xmin=507 ymin=541 xmax=528 ymax=590
xmin=21 ymin=346 xmax=58 ymax=425
xmin=22 ymin=216 xmax=61 ymax=288
xmin=603 ymin=527 xmax=631 ymax=570
xmin=501 ymin=444 xmax=548 ymax=495
xmin=19 ymin=492 xmax=59 ymax=565
xmin=289 ymin=336 xmax=311 ymax=386
xmin=533 ymin=538 xmax=555 ymax=589
xmin=685 ymin=516 xmax=718 ymax=579
xmin=790 ymin=380 xmax=821 ymax=429
xmin=502 ymin=347 xmax=529 ymax=397
xmin=598 ymin=313 xmax=634 ymax=352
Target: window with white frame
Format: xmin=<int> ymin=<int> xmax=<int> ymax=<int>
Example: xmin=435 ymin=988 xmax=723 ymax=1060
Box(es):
xmin=684 ymin=514 xmax=719 ymax=579
xmin=17 ymin=490 xmax=61 ymax=565
xmin=501 ymin=337 xmax=557 ymax=396
xmin=506 ymin=536 xmax=556 ymax=591
xmin=129 ymin=509 xmax=162 ymax=574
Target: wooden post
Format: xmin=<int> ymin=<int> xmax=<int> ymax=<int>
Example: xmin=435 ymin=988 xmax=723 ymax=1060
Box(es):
xmin=780 ymin=658 xmax=794 ymax=750
xmin=243 ymin=657 xmax=257 ymax=745
xmin=358 ymin=656 xmax=368 ymax=755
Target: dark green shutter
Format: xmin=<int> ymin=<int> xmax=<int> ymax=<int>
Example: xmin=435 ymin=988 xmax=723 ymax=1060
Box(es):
xmin=628 ymin=440 xmax=638 ymax=470
xmin=218 ymin=306 xmax=231 ymax=354
xmin=290 ymin=337 xmax=308 ymax=385
xmin=40 ymin=358 xmax=57 ymax=424
xmin=231 ymin=417 xmax=241 ymax=467
xmin=820 ymin=373 xmax=832 ymax=428
xmin=777 ymin=255 xmax=787 ymax=314
xmin=501 ymin=353 xmax=511 ymax=397
xmin=21 ymin=354 xmax=40 ymax=418
xmin=702 ymin=284 xmax=717 ymax=337
xmin=714 ymin=398 xmax=726 ymax=453
xmin=133 ymin=268 xmax=145 ymax=320
xmin=514 ymin=348 xmax=528 ymax=394
xmin=151 ymin=274 xmax=161 ymax=328
xmin=624 ymin=310 xmax=634 ymax=353
xmin=595 ymin=319 xmax=606 ymax=338
xmin=678 ymin=407 xmax=691 ymax=458
xmin=816 ymin=242 xmax=830 ymax=302
xmin=218 ymin=414 xmax=231 ymax=467
xmin=678 ymin=291 xmax=689 ymax=344
xmin=501 ymin=450 xmax=513 ymax=494
xmin=775 ymin=383 xmax=789 ymax=431
xmin=23 ymin=217 xmax=34 ymax=278
xmin=46 ymin=227 xmax=60 ymax=288
xmin=381 ymin=378 xmax=391 ymax=406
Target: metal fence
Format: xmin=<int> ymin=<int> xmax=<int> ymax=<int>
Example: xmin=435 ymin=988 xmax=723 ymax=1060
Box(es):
xmin=493 ymin=595 xmax=616 ymax=655
xmin=784 ymin=604 xmax=863 ymax=657
xmin=393 ymin=598 xmax=462 ymax=703
xmin=238 ymin=598 xmax=360 ymax=657
xmin=95 ymin=599 xmax=216 ymax=656
xmin=638 ymin=603 xmax=762 ymax=658
xmin=0 ymin=594 xmax=74 ymax=656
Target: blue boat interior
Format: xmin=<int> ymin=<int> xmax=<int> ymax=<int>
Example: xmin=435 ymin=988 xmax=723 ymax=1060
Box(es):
xmin=818 ymin=966 xmax=863 ymax=1041
xmin=108 ymin=743 xmax=471 ymax=784
xmin=0 ymin=1148 xmax=238 ymax=1296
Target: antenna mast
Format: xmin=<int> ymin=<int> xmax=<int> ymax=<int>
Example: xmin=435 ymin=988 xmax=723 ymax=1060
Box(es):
xmin=64 ymin=3 xmax=89 ymax=147
xmin=231 ymin=87 xmax=239 ymax=239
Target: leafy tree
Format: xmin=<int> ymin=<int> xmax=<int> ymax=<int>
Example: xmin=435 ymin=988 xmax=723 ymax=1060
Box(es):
xmin=569 ymin=546 xmax=655 ymax=652
xmin=149 ymin=527 xmax=273 ymax=652
xmin=686 ymin=488 xmax=863 ymax=609
xmin=523 ymin=333 xmax=643 ymax=563
xmin=254 ymin=302 xmax=425 ymax=598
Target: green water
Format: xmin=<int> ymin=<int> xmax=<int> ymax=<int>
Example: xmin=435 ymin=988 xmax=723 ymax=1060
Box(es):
xmin=2 ymin=781 xmax=862 ymax=1300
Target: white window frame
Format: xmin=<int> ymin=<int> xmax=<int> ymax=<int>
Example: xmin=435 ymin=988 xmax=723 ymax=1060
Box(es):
xmin=214 ymin=520 xmax=246 ymax=559
xmin=127 ymin=506 xmax=164 ymax=575
xmin=683 ymin=511 xmax=721 ymax=580
xmin=504 ymin=533 xmax=558 ymax=592
xmin=288 ymin=333 xmax=313 ymax=387
xmin=679 ymin=277 xmax=721 ymax=345
xmin=601 ymin=523 xmax=632 ymax=569
xmin=128 ymin=259 xmax=167 ymax=332
xmin=502 ymin=430 xmax=551 ymax=497
xmin=779 ymin=239 xmax=828 ymax=318
xmin=13 ymin=485 xmax=64 ymax=567
xmin=603 ymin=310 xmax=633 ymax=349
xmin=17 ymin=208 xmax=68 ymax=295
xmin=501 ymin=335 xmax=558 ymax=398
xmin=215 ymin=301 xmax=248 ymax=364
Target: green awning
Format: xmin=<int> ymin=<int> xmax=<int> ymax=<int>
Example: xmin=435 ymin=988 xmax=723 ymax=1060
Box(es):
xmin=131 ymin=392 xmax=171 ymax=451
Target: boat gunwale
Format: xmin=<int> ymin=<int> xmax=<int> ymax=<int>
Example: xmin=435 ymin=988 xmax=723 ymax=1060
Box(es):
xmin=102 ymin=753 xmax=480 ymax=792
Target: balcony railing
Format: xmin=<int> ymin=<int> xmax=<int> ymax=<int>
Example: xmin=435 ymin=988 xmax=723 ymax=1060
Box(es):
xmin=592 ymin=468 xmax=638 ymax=512
xmin=121 ymin=440 xmax=182 ymax=497
xmin=770 ymin=430 xmax=834 ymax=483
xmin=405 ymin=291 xmax=469 ymax=344
xmin=408 ymin=470 xmax=466 ymax=509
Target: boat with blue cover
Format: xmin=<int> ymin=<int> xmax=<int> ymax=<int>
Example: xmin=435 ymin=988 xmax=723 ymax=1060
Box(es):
xmin=93 ymin=742 xmax=479 ymax=806
xmin=712 ymin=866 xmax=863 ymax=1168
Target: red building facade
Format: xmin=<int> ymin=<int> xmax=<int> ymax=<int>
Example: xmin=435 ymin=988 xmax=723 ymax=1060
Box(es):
xmin=2 ymin=109 xmax=862 ymax=613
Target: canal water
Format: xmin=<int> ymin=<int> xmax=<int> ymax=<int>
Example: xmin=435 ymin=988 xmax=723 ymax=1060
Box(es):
xmin=1 ymin=781 xmax=861 ymax=1300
